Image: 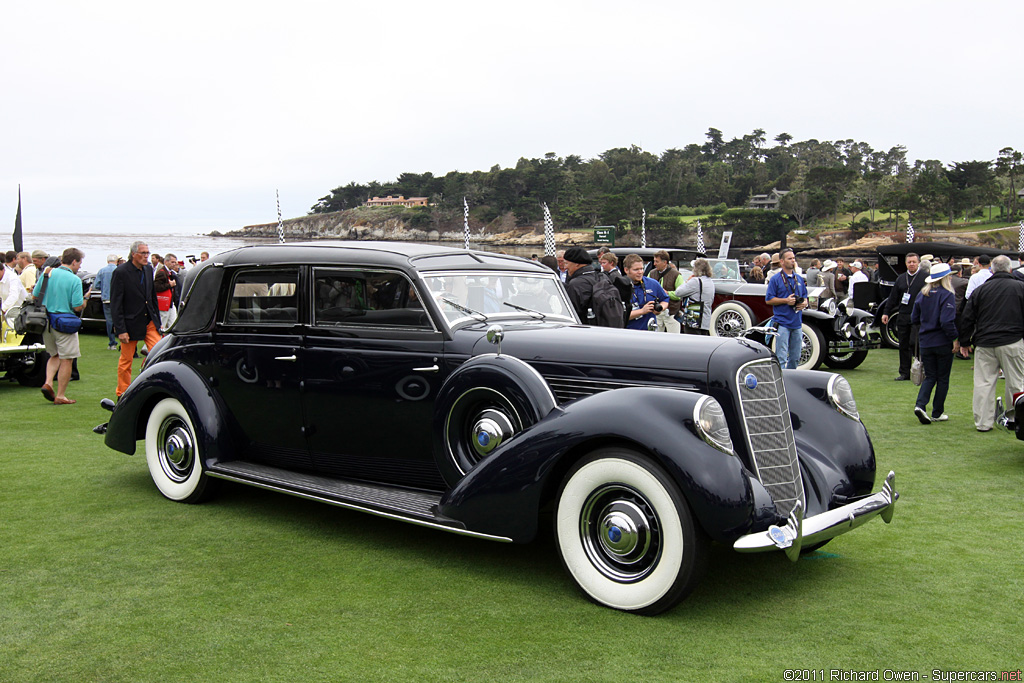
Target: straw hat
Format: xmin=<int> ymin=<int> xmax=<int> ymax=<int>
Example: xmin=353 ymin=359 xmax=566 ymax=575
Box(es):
xmin=821 ymin=260 xmax=837 ymax=272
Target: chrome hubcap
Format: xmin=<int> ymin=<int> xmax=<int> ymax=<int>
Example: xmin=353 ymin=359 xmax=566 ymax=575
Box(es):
xmin=580 ymin=485 xmax=661 ymax=583
xmin=471 ymin=409 xmax=514 ymax=458
xmin=717 ymin=311 xmax=745 ymax=337
xmin=157 ymin=416 xmax=195 ymax=482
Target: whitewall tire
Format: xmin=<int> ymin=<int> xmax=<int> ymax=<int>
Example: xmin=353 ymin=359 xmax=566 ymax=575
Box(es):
xmin=709 ymin=302 xmax=753 ymax=338
xmin=145 ymin=397 xmax=212 ymax=503
xmin=554 ymin=448 xmax=707 ymax=615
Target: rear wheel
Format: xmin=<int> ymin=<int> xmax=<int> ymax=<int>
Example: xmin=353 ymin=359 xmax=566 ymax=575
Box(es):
xmin=14 ymin=350 xmax=50 ymax=387
xmin=554 ymin=448 xmax=707 ymax=614
xmin=145 ymin=397 xmax=214 ymax=503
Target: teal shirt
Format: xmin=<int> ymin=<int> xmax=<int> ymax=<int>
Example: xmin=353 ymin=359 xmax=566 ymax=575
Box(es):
xmin=32 ymin=266 xmax=84 ymax=314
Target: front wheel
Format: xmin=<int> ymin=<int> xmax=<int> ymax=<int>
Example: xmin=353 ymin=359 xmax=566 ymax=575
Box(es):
xmin=145 ymin=397 xmax=215 ymax=503
xmin=823 ymin=349 xmax=869 ymax=369
xmin=554 ymin=448 xmax=707 ymax=614
xmin=709 ymin=301 xmax=753 ymax=338
xmin=881 ymin=313 xmax=900 ymax=349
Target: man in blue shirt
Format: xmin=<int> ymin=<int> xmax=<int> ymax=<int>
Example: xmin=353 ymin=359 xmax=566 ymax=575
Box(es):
xmin=94 ymin=254 xmax=119 ymax=349
xmin=622 ymin=253 xmax=669 ymax=331
xmin=765 ymin=248 xmax=808 ymax=369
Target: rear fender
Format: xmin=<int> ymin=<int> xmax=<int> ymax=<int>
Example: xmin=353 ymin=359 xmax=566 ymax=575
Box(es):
xmin=439 ymin=386 xmax=765 ymax=543
xmin=104 ymin=360 xmax=233 ymax=465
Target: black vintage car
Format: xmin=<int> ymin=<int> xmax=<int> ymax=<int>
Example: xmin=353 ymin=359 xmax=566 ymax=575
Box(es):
xmin=874 ymin=243 xmax=1017 ymax=348
xmin=98 ymin=242 xmax=898 ymax=614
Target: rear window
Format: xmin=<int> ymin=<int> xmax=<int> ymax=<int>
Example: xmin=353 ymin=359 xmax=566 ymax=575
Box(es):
xmin=225 ymin=270 xmax=299 ymax=325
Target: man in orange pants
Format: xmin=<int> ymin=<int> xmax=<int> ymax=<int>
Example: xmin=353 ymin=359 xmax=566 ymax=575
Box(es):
xmin=110 ymin=241 xmax=162 ymax=397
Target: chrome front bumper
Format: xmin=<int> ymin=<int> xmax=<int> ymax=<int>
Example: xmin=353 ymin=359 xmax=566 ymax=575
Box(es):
xmin=733 ymin=471 xmax=898 ymax=561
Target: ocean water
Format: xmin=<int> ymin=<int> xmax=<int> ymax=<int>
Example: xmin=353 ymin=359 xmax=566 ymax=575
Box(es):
xmin=14 ymin=230 xmax=540 ymax=276
xmin=17 ymin=231 xmax=277 ymax=275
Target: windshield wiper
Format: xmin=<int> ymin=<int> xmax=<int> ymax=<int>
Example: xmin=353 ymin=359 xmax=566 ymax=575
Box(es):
xmin=439 ymin=296 xmax=487 ymax=321
xmin=502 ymin=301 xmax=546 ymax=320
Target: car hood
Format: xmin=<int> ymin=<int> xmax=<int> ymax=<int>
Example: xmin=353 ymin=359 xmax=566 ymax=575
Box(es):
xmin=458 ymin=320 xmax=738 ymax=374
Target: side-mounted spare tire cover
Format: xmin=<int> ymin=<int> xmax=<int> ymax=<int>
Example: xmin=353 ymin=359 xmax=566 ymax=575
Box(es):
xmin=433 ymin=354 xmax=557 ymax=487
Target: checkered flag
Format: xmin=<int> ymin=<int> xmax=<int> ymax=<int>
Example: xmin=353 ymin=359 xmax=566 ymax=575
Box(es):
xmin=276 ymin=189 xmax=285 ymax=244
xmin=696 ymin=219 xmax=705 ymax=255
xmin=641 ymin=208 xmax=647 ymax=248
xmin=543 ymin=203 xmax=555 ymax=256
xmin=906 ymin=219 xmax=914 ymax=243
xmin=1018 ymin=221 xmax=1023 ymax=254
xmin=463 ymin=197 xmax=470 ymax=249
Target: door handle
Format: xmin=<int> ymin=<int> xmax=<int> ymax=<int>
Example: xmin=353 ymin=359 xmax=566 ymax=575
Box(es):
xmin=414 ymin=365 xmax=439 ymax=373
xmin=274 ymin=355 xmax=298 ymax=362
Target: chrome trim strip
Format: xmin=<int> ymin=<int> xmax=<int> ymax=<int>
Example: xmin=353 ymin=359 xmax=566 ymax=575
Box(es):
xmin=206 ymin=471 xmax=514 ymax=543
xmin=0 ymin=343 xmax=47 ymax=353
xmin=733 ymin=471 xmax=898 ymax=555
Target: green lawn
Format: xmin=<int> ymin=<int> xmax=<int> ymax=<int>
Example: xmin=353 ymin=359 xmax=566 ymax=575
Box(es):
xmin=2 ymin=333 xmax=1021 ymax=682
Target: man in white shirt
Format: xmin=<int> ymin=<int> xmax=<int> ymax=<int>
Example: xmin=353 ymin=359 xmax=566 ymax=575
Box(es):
xmin=964 ymin=255 xmax=992 ymax=299
xmin=849 ymin=260 xmax=868 ymax=301
xmin=1 ymin=262 xmax=29 ymax=327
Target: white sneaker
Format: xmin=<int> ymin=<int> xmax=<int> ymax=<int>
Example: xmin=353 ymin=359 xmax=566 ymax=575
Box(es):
xmin=914 ymin=406 xmax=931 ymax=425
xmin=932 ymin=414 xmax=948 ymax=422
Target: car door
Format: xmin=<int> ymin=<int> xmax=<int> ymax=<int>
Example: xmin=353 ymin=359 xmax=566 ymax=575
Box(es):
xmin=301 ymin=267 xmax=448 ymax=490
xmin=208 ymin=267 xmax=312 ymax=469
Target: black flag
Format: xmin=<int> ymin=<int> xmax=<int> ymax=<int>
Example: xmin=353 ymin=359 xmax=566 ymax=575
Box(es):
xmin=13 ymin=186 xmax=23 ymax=253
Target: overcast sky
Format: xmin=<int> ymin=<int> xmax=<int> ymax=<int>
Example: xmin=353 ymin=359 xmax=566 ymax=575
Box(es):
xmin=3 ymin=0 xmax=1021 ymax=236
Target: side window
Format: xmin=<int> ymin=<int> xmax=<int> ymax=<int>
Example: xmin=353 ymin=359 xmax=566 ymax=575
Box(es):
xmin=225 ymin=270 xmax=299 ymax=324
xmin=313 ymin=270 xmax=430 ymax=329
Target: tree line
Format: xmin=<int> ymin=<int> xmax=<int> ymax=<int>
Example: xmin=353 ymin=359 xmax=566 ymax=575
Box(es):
xmin=310 ymin=129 xmax=1023 ymax=239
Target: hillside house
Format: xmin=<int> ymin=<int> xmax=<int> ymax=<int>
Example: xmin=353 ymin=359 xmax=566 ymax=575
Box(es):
xmin=747 ymin=188 xmax=789 ymax=210
xmin=364 ymin=195 xmax=429 ymax=208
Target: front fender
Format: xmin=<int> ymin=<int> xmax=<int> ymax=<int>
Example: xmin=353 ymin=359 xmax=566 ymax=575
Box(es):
xmin=782 ymin=369 xmax=877 ymax=513
xmin=104 ymin=360 xmax=233 ymax=465
xmin=439 ymin=387 xmax=770 ymax=544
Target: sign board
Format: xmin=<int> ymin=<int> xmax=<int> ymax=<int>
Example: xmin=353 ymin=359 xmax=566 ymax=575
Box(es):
xmin=717 ymin=231 xmax=733 ymax=259
xmin=594 ymin=226 xmax=615 ymax=245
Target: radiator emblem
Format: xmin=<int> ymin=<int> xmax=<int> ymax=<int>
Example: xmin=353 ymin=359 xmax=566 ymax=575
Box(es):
xmin=743 ymin=373 xmax=758 ymax=390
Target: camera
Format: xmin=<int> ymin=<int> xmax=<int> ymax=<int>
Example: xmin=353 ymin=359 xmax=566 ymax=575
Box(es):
xmin=653 ymin=303 xmax=664 ymax=313
xmin=793 ymin=296 xmax=805 ymax=306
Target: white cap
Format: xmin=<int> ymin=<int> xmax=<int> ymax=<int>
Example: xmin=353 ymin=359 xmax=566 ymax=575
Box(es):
xmin=852 ymin=261 xmax=863 ymax=269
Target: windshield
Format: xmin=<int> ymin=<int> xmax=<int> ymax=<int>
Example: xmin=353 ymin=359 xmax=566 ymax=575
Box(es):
xmin=421 ymin=271 xmax=576 ymax=326
xmin=707 ymin=259 xmax=742 ymax=281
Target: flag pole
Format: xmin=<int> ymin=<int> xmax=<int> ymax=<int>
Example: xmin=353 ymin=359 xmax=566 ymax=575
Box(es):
xmin=13 ymin=185 xmax=23 ymax=253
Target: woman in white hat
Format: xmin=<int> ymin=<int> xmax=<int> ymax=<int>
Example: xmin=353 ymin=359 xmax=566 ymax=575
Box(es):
xmin=819 ymin=260 xmax=838 ymax=301
xmin=910 ymin=262 xmax=960 ymax=424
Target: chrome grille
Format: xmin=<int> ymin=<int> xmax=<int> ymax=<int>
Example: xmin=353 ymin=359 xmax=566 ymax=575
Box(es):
xmin=736 ymin=360 xmax=804 ymax=517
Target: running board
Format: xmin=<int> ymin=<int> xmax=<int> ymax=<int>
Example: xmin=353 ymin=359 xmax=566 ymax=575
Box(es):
xmin=207 ymin=461 xmax=513 ymax=542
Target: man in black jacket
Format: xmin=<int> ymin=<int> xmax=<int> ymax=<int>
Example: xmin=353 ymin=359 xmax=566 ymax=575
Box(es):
xmin=111 ymin=241 xmax=163 ymax=397
xmin=959 ymin=255 xmax=1024 ymax=431
xmin=563 ymin=247 xmax=625 ymax=328
xmin=882 ymin=253 xmax=926 ymax=380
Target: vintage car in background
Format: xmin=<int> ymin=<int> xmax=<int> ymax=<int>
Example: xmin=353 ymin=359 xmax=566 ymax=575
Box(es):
xmin=97 ymin=242 xmax=898 ymax=614
xmin=705 ymin=259 xmax=880 ymax=371
xmin=0 ymin=308 xmax=49 ymax=386
xmin=874 ymin=243 xmax=1017 ymax=348
xmin=76 ymin=271 xmax=106 ymax=327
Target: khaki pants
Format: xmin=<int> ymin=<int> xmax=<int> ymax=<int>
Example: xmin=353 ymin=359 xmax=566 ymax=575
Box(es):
xmin=973 ymin=340 xmax=1024 ymax=430
xmin=656 ymin=309 xmax=681 ymax=333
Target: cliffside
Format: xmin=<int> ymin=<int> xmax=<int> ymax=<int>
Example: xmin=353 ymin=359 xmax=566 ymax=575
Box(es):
xmin=228 ymin=208 xmax=597 ymax=246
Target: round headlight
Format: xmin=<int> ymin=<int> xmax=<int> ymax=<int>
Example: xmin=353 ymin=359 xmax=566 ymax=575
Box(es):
xmin=825 ymin=299 xmax=837 ymax=316
xmin=694 ymin=396 xmax=734 ymax=454
xmin=827 ymin=374 xmax=860 ymax=421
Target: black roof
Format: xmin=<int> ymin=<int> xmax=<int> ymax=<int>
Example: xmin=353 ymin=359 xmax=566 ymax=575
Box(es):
xmin=209 ymin=241 xmax=549 ymax=274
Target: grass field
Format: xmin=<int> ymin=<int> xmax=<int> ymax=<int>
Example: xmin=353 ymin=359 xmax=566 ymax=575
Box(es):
xmin=2 ymin=332 xmax=1021 ymax=682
